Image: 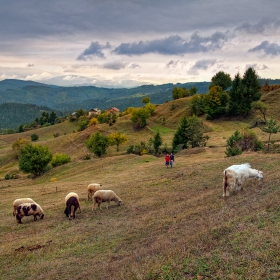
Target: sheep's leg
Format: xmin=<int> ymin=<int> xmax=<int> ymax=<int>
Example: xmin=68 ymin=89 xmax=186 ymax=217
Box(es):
xmin=99 ymin=203 xmax=102 ymax=210
xmin=107 ymin=201 xmax=110 ymax=209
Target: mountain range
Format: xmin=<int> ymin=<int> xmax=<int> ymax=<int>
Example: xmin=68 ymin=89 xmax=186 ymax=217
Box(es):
xmin=1 ymin=78 xmax=280 ymax=130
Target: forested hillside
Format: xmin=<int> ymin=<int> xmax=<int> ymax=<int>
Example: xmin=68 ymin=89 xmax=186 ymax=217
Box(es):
xmin=0 ymin=103 xmax=63 ymax=130
xmin=0 ymin=79 xmax=211 ymax=112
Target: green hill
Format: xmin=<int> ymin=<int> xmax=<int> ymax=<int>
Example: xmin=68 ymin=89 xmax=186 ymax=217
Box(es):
xmin=1 ymin=91 xmax=280 ymax=279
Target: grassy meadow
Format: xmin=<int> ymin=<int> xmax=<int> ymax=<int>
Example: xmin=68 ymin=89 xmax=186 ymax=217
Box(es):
xmin=1 ymin=92 xmax=280 ymax=279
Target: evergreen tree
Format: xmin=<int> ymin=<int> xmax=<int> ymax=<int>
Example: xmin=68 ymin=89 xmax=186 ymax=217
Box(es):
xmin=259 ymin=118 xmax=280 ymax=152
xmin=228 ymin=73 xmax=243 ymax=116
xmin=172 ymin=116 xmax=209 ymax=150
xmin=152 ymin=130 xmax=163 ymax=154
xmin=241 ymin=67 xmax=261 ymax=115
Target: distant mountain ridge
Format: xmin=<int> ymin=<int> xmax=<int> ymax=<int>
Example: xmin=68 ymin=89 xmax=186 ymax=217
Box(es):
xmin=0 ymin=79 xmax=211 ymax=113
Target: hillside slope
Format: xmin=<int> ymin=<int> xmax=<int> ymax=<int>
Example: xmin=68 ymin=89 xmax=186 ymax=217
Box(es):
xmin=1 ymin=92 xmax=280 ymax=279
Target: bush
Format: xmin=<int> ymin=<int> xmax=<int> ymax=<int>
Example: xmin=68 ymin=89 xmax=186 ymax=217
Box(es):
xmin=85 ymin=132 xmax=109 ymax=157
xmin=225 ymin=131 xmax=243 ymax=157
xmin=51 ymin=153 xmax=71 ymax=167
xmin=31 ymin=134 xmax=39 ymax=142
xmin=19 ymin=144 xmax=52 ymax=177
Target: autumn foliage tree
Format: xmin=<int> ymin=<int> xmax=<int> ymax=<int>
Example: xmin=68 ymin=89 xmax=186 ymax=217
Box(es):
xmin=108 ymin=132 xmax=128 ymax=152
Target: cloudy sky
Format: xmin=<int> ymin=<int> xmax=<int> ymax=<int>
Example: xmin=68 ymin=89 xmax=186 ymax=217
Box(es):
xmin=1 ymin=0 xmax=280 ymax=88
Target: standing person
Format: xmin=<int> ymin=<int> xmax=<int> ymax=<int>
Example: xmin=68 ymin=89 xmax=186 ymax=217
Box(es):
xmin=165 ymin=153 xmax=170 ymax=168
xmin=170 ymin=152 xmax=174 ymax=168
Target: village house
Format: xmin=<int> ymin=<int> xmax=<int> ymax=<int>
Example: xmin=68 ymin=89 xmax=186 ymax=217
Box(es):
xmin=88 ymin=108 xmax=101 ymax=117
xmin=106 ymin=107 xmax=120 ymax=115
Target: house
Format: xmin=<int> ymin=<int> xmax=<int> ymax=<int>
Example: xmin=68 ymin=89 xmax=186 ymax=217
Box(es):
xmin=106 ymin=107 xmax=120 ymax=114
xmin=88 ymin=108 xmax=101 ymax=117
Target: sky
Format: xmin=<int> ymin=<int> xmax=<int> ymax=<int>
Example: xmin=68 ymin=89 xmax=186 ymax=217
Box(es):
xmin=0 ymin=0 xmax=280 ymax=88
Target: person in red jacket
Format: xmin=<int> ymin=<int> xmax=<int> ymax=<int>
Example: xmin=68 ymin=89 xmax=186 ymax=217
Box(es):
xmin=165 ymin=153 xmax=170 ymax=167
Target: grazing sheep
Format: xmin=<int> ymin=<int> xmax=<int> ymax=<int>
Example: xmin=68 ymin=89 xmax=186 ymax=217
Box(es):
xmin=87 ymin=183 xmax=102 ymax=201
xmin=13 ymin=198 xmax=36 ymax=216
xmin=92 ymin=190 xmax=122 ymax=211
xmin=64 ymin=192 xmax=81 ymax=219
xmin=16 ymin=202 xmax=44 ymax=224
xmin=223 ymin=163 xmax=263 ymax=197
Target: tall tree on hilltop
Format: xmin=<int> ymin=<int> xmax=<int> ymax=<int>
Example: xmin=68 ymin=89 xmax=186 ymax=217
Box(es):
xmin=228 ymin=73 xmax=243 ymax=116
xmin=241 ymin=67 xmax=261 ymax=116
xmin=209 ymin=71 xmax=232 ymax=91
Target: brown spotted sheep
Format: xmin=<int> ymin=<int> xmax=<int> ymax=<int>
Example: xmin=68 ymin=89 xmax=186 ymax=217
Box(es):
xmin=87 ymin=183 xmax=102 ymax=201
xmin=16 ymin=202 xmax=44 ymax=224
xmin=64 ymin=192 xmax=81 ymax=219
xmin=13 ymin=198 xmax=36 ymax=216
xmin=92 ymin=190 xmax=122 ymax=211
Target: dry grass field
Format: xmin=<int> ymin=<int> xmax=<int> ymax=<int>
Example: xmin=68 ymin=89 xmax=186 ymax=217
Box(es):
xmin=1 ymin=92 xmax=280 ymax=280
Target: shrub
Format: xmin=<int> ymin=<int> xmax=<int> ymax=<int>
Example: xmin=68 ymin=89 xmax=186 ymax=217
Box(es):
xmin=51 ymin=153 xmax=71 ymax=167
xmin=85 ymin=132 xmax=109 ymax=157
xmin=31 ymin=134 xmax=39 ymax=142
xmin=19 ymin=144 xmax=52 ymax=177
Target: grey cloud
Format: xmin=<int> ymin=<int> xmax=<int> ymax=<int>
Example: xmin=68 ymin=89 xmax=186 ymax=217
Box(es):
xmin=77 ymin=41 xmax=112 ymax=60
xmin=101 ymin=61 xmax=128 ymax=70
xmin=166 ymin=60 xmax=188 ymax=68
xmin=113 ymin=32 xmax=230 ymax=56
xmin=236 ymin=19 xmax=280 ymax=34
xmin=188 ymin=59 xmax=216 ymax=75
xmin=26 ymin=64 xmax=34 ymax=67
xmin=245 ymin=64 xmax=268 ymax=71
xmin=130 ymin=63 xmax=141 ymax=69
xmin=248 ymin=41 xmax=280 ymax=56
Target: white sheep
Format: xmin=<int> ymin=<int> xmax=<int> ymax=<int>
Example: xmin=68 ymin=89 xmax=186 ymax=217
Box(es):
xmin=223 ymin=163 xmax=263 ymax=197
xmin=87 ymin=183 xmax=102 ymax=201
xmin=16 ymin=202 xmax=44 ymax=224
xmin=64 ymin=192 xmax=81 ymax=219
xmin=92 ymin=190 xmax=122 ymax=211
xmin=12 ymin=198 xmax=36 ymax=216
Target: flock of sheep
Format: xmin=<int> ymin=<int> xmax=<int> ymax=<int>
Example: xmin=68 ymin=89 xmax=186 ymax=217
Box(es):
xmin=13 ymin=163 xmax=263 ymax=223
xmin=13 ymin=183 xmax=122 ymax=224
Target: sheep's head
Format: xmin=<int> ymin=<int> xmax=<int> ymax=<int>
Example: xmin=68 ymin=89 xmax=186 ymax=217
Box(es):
xmin=118 ymin=200 xmax=122 ymax=206
xmin=40 ymin=213 xmax=44 ymax=219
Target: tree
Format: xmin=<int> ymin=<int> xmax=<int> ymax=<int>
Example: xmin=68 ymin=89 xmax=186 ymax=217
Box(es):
xmin=172 ymin=116 xmax=209 ymax=151
xmin=131 ymin=108 xmax=150 ymax=129
xmin=189 ymin=86 xmax=198 ymax=96
xmin=209 ymin=71 xmax=232 ymax=91
xmin=19 ymin=144 xmax=52 ymax=177
xmin=31 ymin=133 xmax=39 ymax=142
xmin=228 ymin=73 xmax=243 ymax=116
xmin=204 ymin=86 xmax=228 ymax=118
xmin=241 ymin=67 xmax=261 ymax=115
xmin=152 ymin=130 xmax=163 ymax=154
xmin=12 ymin=138 xmax=29 ymax=158
xmin=251 ymin=101 xmax=268 ymax=123
xmin=190 ymin=95 xmax=206 ymax=116
xmin=172 ymin=86 xmax=190 ymax=100
xmin=225 ymin=131 xmax=243 ymax=157
xmin=259 ymin=118 xmax=280 ymax=152
xmin=85 ymin=132 xmax=109 ymax=157
xmin=108 ymin=132 xmax=128 ymax=152
xmin=142 ymin=96 xmax=150 ymax=104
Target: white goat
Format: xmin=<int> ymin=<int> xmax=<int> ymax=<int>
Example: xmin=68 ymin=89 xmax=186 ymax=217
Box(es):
xmin=223 ymin=163 xmax=263 ymax=197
